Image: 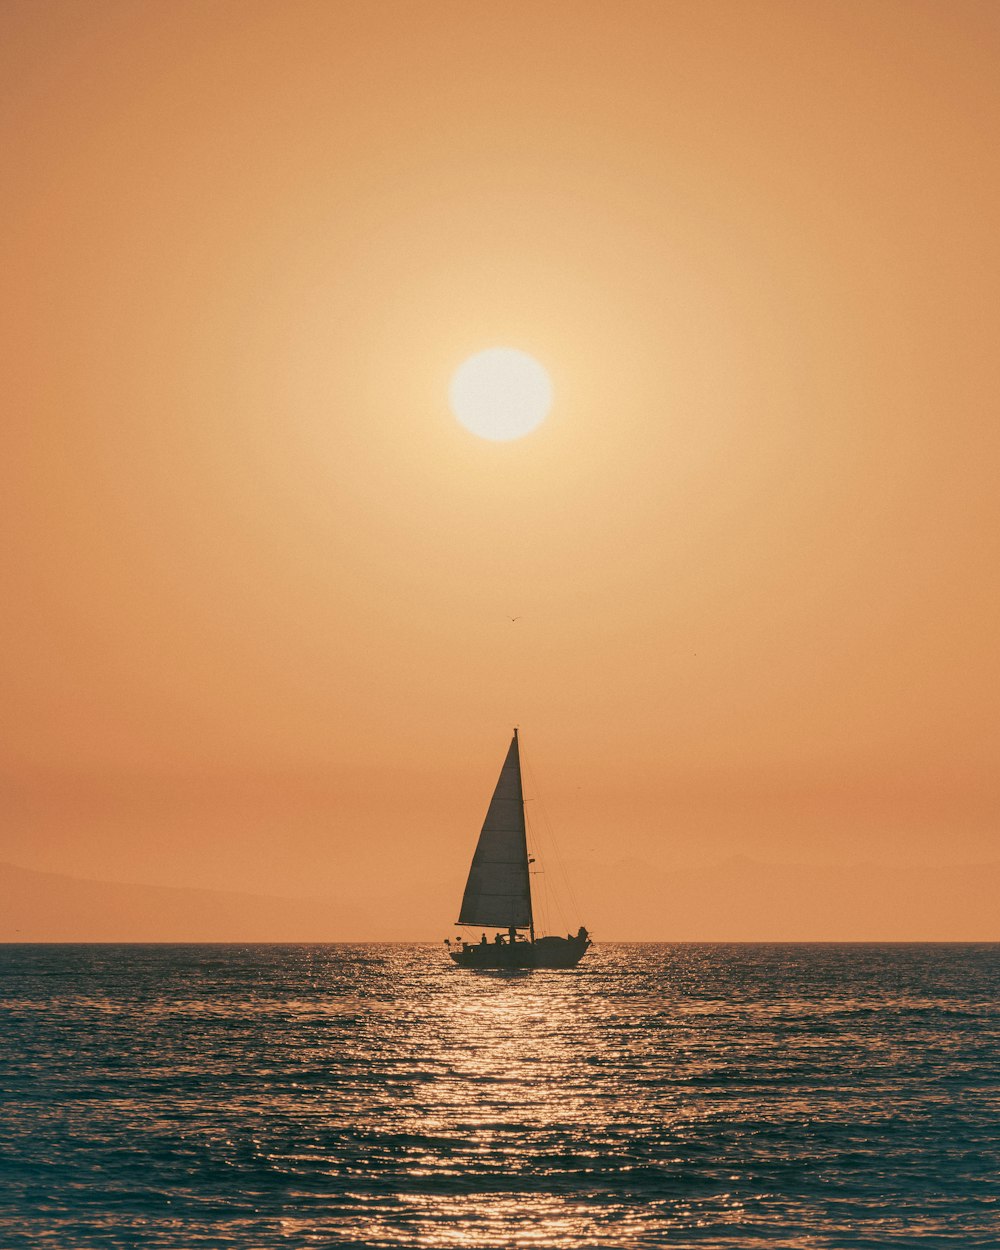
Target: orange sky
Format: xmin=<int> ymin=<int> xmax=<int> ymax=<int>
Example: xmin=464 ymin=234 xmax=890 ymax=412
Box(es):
xmin=3 ymin=1 xmax=998 ymax=938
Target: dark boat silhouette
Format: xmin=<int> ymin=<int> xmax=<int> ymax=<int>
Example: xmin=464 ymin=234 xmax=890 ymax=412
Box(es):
xmin=447 ymin=729 xmax=591 ymax=969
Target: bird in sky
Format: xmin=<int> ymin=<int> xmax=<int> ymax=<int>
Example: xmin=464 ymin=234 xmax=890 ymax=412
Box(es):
xmin=508 ymin=616 xmax=521 ymax=622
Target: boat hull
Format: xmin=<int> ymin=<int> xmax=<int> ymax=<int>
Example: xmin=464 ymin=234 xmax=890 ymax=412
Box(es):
xmin=449 ymin=935 xmax=590 ymax=970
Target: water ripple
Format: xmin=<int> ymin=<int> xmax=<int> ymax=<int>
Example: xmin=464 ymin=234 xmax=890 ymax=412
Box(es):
xmin=1 ymin=943 xmax=998 ymax=1247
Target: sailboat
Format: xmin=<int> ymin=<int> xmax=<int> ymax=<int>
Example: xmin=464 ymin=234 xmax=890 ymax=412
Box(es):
xmin=448 ymin=728 xmax=591 ymax=969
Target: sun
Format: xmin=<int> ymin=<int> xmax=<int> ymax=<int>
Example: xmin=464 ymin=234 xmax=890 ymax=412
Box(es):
xmin=449 ymin=348 xmax=553 ymax=441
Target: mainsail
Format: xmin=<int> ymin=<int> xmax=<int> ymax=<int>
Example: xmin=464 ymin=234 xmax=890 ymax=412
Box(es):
xmin=457 ymin=730 xmax=532 ymax=929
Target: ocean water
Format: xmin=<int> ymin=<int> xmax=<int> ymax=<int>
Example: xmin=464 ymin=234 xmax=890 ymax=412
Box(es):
xmin=1 ymin=944 xmax=998 ymax=1249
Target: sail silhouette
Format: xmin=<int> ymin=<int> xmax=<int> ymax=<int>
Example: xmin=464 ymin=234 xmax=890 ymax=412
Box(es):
xmin=449 ymin=729 xmax=590 ymax=969
xmin=457 ymin=731 xmax=532 ymax=929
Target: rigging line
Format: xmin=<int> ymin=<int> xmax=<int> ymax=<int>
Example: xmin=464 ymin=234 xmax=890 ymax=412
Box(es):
xmin=524 ymin=781 xmax=564 ymax=935
xmin=521 ymin=751 xmax=583 ymax=930
xmin=534 ymin=775 xmax=583 ymax=925
xmin=524 ymin=809 xmax=551 ymax=938
xmin=537 ymin=811 xmax=570 ymax=936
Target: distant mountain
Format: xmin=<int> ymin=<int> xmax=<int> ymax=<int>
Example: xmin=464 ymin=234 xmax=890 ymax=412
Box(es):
xmin=0 ymin=862 xmax=367 ymax=942
xmin=2 ymin=856 xmax=997 ymax=942
xmin=575 ymin=854 xmax=1000 ymax=941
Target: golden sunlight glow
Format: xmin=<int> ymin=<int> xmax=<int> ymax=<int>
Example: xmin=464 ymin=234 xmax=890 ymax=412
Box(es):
xmin=449 ymin=348 xmax=553 ymax=441
xmin=5 ymin=2 xmax=1000 ymax=941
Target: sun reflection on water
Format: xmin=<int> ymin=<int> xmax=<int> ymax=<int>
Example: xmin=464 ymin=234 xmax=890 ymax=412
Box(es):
xmin=2 ymin=943 xmax=998 ymax=1248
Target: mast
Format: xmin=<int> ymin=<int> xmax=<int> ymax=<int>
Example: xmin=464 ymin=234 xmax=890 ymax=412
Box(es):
xmin=515 ymin=727 xmax=535 ymax=945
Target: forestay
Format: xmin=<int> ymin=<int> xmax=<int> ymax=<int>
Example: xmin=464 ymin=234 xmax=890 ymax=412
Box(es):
xmin=457 ymin=732 xmax=532 ymax=929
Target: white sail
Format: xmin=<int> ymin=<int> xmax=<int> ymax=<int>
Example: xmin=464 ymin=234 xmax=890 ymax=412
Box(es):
xmin=457 ymin=731 xmax=532 ymax=929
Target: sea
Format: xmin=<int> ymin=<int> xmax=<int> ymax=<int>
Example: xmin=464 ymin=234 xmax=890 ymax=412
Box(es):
xmin=1 ymin=943 xmax=998 ymax=1249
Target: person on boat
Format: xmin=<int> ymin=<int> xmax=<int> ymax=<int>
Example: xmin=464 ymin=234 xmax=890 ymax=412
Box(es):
xmin=494 ymin=932 xmax=504 ymax=945
xmin=576 ymin=925 xmax=589 ymax=943
xmin=508 ymin=926 xmax=518 ymax=944
xmin=480 ymin=933 xmax=487 ymax=945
